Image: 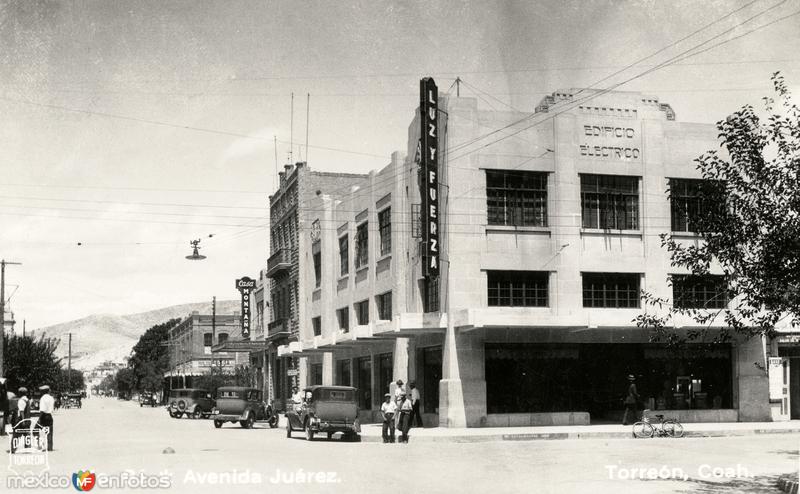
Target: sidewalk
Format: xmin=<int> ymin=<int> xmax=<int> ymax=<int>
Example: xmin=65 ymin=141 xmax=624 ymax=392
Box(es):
xmin=359 ymin=420 xmax=800 ymax=443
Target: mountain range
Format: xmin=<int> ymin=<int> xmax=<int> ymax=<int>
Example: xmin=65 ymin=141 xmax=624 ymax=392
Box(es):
xmin=34 ymin=300 xmax=240 ymax=371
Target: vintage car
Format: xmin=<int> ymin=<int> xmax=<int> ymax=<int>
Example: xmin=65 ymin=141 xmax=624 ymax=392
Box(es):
xmin=285 ymin=385 xmax=360 ymax=441
xmin=167 ymin=388 xmax=214 ymax=419
xmin=211 ymin=387 xmax=268 ymax=429
xmin=139 ymin=391 xmax=159 ymax=407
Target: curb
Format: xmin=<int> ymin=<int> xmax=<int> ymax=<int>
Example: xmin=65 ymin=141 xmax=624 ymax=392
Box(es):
xmin=778 ymin=476 xmax=799 ymax=494
xmin=359 ymin=428 xmax=800 ymax=443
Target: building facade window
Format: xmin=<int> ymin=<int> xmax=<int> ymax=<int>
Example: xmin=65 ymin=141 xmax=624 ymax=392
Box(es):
xmin=355 ymin=222 xmax=368 ymax=268
xmin=313 ymin=251 xmax=321 ymax=288
xmin=581 ymin=174 xmax=639 ymax=230
xmin=312 ymin=316 xmax=321 ymax=336
xmin=423 ymin=277 xmax=440 ymax=313
xmin=217 ymin=333 xmax=228 ymax=345
xmin=582 ymin=273 xmax=641 ymax=308
xmin=337 ymin=307 xmax=350 ymax=333
xmin=486 ymin=170 xmax=548 ymax=227
xmin=672 ymin=274 xmax=729 ymax=309
xmin=487 ymin=271 xmax=549 ymax=307
xmin=336 ymin=359 xmax=351 ymax=386
xmin=669 ymin=178 xmax=708 ymax=233
xmin=339 ymin=235 xmax=349 ymax=276
xmin=378 ymin=208 xmax=392 ymax=256
xmin=355 ymin=300 xmax=369 ymax=325
xmin=376 ymin=291 xmax=392 ymax=320
xmin=203 ymin=333 xmax=213 ymax=347
xmin=311 ymin=363 xmax=323 ymax=385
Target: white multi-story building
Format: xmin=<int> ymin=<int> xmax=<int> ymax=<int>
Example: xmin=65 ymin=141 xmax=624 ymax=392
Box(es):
xmin=273 ymin=86 xmax=772 ymax=427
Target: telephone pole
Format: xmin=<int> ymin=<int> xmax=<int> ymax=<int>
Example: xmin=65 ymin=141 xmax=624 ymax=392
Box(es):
xmin=0 ymin=259 xmax=22 ymax=376
xmin=67 ymin=332 xmax=73 ymax=391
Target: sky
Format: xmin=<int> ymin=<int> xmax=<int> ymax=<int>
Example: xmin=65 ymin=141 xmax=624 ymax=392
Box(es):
xmin=0 ymin=0 xmax=798 ymax=330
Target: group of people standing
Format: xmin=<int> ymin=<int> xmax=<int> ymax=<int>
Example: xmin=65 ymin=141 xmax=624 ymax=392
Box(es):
xmin=380 ymin=379 xmax=423 ymax=443
xmin=0 ymin=378 xmax=55 ymax=451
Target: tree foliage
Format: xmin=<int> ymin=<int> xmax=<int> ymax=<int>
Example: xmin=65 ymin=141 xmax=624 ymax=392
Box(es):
xmin=637 ymin=73 xmax=800 ymax=343
xmin=54 ymin=368 xmax=86 ymax=392
xmin=128 ymin=318 xmax=179 ymax=391
xmin=2 ymin=333 xmax=62 ymax=391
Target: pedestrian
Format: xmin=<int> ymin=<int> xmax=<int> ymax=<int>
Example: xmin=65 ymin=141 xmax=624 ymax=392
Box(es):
xmin=0 ymin=378 xmax=8 ymax=436
xmin=291 ymin=386 xmax=303 ymax=413
xmin=622 ymin=374 xmax=640 ymax=426
xmin=38 ymin=385 xmax=55 ymax=451
xmin=16 ymin=387 xmax=30 ymax=423
xmin=380 ymin=393 xmax=396 ymax=443
xmin=393 ymin=380 xmax=405 ymax=429
xmin=409 ymin=382 xmax=423 ymax=427
xmin=397 ymin=393 xmax=413 ymax=443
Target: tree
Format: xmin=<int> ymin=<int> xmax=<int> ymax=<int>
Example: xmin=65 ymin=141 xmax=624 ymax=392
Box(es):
xmin=2 ymin=333 xmax=61 ymax=392
xmin=637 ymin=73 xmax=800 ymax=343
xmin=55 ymin=368 xmax=86 ymax=392
xmin=114 ymin=368 xmax=136 ymax=398
xmin=128 ymin=318 xmax=179 ymax=392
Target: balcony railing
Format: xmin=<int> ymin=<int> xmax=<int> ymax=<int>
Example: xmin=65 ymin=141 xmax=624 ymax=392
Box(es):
xmin=266 ymin=248 xmax=292 ymax=278
xmin=267 ymin=318 xmax=291 ymax=339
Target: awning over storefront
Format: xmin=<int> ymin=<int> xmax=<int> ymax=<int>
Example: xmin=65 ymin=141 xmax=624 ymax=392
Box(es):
xmin=211 ymin=339 xmax=271 ymax=353
xmin=643 ymin=346 xmax=731 ymax=360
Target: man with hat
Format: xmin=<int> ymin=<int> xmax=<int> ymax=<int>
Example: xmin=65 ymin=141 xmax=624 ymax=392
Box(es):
xmin=409 ymin=381 xmax=423 ymax=428
xmin=622 ymin=374 xmax=640 ymax=426
xmin=397 ymin=392 xmax=414 ymax=443
xmin=380 ymin=393 xmax=397 ymax=443
xmin=38 ymin=385 xmax=55 ymax=451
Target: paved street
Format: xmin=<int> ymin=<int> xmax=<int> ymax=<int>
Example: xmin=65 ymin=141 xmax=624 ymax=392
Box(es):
xmin=2 ymin=397 xmax=799 ymax=494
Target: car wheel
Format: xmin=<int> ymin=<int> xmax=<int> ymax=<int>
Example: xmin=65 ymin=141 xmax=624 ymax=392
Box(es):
xmin=139 ymin=403 xmax=143 ymax=407
xmin=240 ymin=412 xmax=254 ymax=429
xmin=193 ymin=410 xmax=202 ymax=420
xmin=214 ymin=420 xmax=223 ymax=429
xmin=305 ymin=421 xmax=314 ymax=441
xmin=168 ymin=411 xmax=175 ymax=418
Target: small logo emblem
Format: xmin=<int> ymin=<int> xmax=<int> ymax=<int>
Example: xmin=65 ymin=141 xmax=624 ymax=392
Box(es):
xmin=72 ymin=470 xmax=96 ymax=491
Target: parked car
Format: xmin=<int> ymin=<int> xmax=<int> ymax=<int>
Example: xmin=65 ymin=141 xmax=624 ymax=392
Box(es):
xmin=139 ymin=391 xmax=158 ymax=407
xmin=285 ymin=385 xmax=360 ymax=441
xmin=211 ymin=387 xmax=268 ymax=429
xmin=167 ymin=388 xmax=214 ymax=419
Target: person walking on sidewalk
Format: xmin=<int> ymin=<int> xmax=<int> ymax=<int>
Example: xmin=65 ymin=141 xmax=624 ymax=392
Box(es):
xmin=409 ymin=382 xmax=423 ymax=427
xmin=397 ymin=393 xmax=413 ymax=443
xmin=380 ymin=393 xmax=397 ymax=443
xmin=622 ymin=374 xmax=640 ymax=426
xmin=38 ymin=385 xmax=55 ymax=451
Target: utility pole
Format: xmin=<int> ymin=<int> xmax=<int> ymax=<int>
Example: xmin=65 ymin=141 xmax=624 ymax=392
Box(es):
xmin=0 ymin=259 xmax=22 ymax=377
xmin=67 ymin=332 xmax=73 ymax=392
xmin=211 ymin=296 xmax=216 ymax=379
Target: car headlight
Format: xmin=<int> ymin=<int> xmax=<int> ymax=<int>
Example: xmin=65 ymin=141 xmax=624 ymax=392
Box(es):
xmin=213 ymin=409 xmax=219 ymax=414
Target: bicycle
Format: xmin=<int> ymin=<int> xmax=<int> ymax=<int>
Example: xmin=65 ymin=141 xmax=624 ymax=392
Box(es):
xmin=632 ymin=410 xmax=684 ymax=438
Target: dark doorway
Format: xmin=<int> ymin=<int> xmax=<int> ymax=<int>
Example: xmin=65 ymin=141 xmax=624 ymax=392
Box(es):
xmin=356 ymin=356 xmax=372 ymax=410
xmin=422 ymin=346 xmax=442 ymax=413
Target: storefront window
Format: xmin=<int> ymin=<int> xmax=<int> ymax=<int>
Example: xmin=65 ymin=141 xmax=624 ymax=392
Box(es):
xmin=485 ymin=343 xmax=732 ymax=416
